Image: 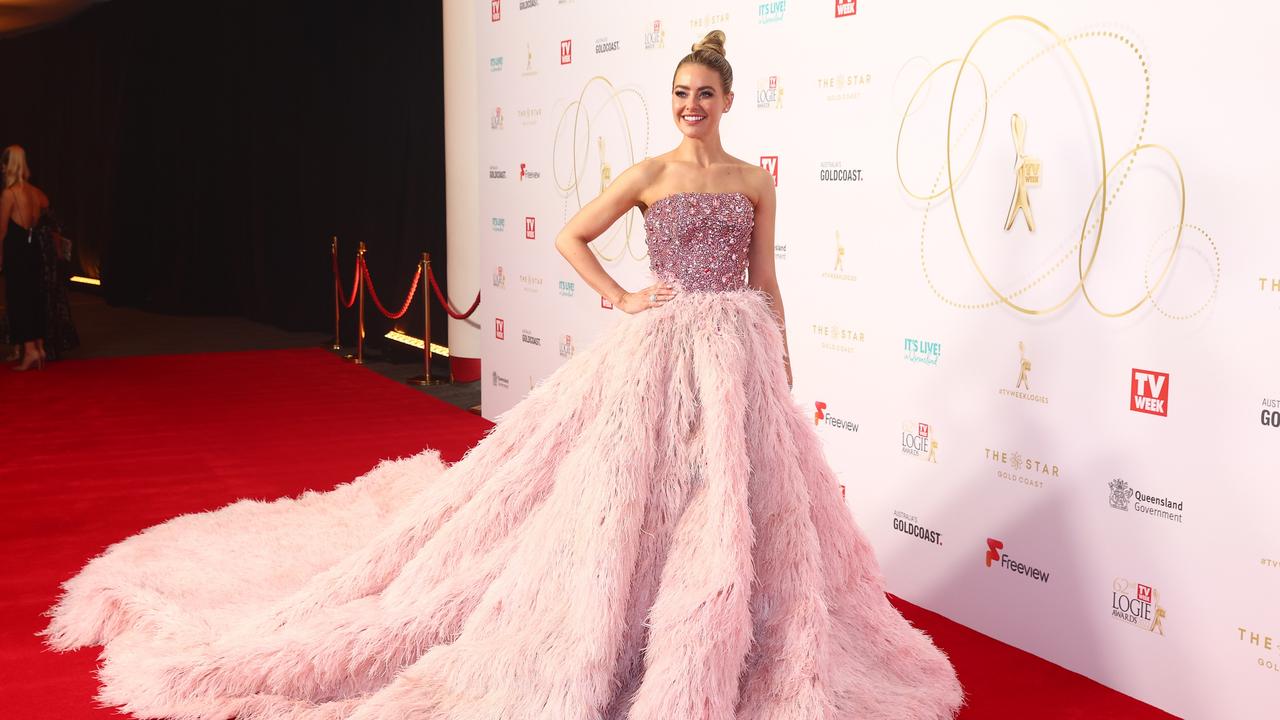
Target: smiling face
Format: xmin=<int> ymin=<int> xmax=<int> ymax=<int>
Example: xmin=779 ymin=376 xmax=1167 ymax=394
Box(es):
xmin=671 ymin=63 xmax=733 ymax=140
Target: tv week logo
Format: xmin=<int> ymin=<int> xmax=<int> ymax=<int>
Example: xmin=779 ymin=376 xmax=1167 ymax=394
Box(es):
xmin=524 ymin=217 xmax=536 ymax=240
xmin=491 ymin=0 xmax=501 ymax=22
xmin=835 ymin=0 xmax=857 ymax=18
xmin=494 ymin=318 xmax=505 ymax=340
xmin=1131 ymin=369 xmax=1169 ymax=417
xmin=760 ymin=155 xmax=779 ymax=186
xmin=560 ymin=39 xmax=573 ymax=65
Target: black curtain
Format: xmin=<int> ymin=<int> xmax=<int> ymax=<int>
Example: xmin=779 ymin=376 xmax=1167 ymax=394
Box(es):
xmin=0 ymin=0 xmax=447 ymax=340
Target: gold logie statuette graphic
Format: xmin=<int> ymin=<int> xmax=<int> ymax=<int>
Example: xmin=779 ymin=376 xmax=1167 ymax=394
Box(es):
xmin=1004 ymin=113 xmax=1040 ymax=232
xmin=1016 ymin=340 xmax=1031 ymax=390
xmin=834 ymin=230 xmax=845 ymax=271
xmin=598 ymin=136 xmax=612 ymax=192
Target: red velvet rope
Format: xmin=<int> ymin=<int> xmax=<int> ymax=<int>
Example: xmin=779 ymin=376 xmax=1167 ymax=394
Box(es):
xmin=361 ymin=259 xmax=421 ymax=320
xmin=333 ymin=251 xmax=360 ymax=309
xmin=427 ymin=264 xmax=481 ymax=320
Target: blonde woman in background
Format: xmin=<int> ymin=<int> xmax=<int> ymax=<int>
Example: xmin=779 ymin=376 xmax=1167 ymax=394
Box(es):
xmin=0 ymin=145 xmax=50 ymax=371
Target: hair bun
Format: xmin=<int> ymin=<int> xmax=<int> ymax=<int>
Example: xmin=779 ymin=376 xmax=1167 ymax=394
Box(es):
xmin=691 ymin=30 xmax=727 ymax=58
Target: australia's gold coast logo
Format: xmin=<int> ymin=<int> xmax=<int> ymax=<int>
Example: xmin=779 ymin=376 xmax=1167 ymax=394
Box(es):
xmin=895 ymin=17 xmax=1219 ymax=319
xmin=552 ymin=76 xmax=650 ymax=263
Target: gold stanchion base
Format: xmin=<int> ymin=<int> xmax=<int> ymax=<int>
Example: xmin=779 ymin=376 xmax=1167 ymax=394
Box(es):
xmin=406 ymin=375 xmax=443 ymax=386
xmin=352 ymin=358 xmax=364 ymax=365
xmin=331 ymin=343 xmax=341 ymax=350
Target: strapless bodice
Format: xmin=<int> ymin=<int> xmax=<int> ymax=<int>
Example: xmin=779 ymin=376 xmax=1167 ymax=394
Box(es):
xmin=643 ymin=192 xmax=754 ymax=293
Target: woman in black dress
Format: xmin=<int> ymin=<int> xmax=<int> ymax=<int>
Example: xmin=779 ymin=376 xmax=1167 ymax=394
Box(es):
xmin=1 ymin=145 xmax=51 ymax=371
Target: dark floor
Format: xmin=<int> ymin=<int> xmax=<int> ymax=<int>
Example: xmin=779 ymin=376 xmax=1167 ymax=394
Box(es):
xmin=3 ymin=286 xmax=483 ymax=413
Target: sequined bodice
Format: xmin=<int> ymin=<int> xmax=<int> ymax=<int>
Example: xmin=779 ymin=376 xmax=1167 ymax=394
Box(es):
xmin=643 ymin=192 xmax=754 ymax=293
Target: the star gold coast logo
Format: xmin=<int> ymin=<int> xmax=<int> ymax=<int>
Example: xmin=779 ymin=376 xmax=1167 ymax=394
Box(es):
xmin=553 ymin=77 xmax=650 ymax=263
xmin=999 ymin=340 xmax=1048 ymax=404
xmin=1112 ymin=578 xmax=1166 ymax=635
xmin=821 ymin=231 xmax=856 ymax=283
xmin=810 ymin=322 xmax=864 ymax=354
xmin=1236 ymin=627 xmax=1280 ymax=677
xmin=818 ymin=72 xmax=870 ymax=103
xmin=690 ymin=12 xmax=730 ymax=30
xmin=896 ymin=16 xmax=1220 ymax=320
xmin=984 ymin=448 xmax=1059 ymax=489
xmin=902 ymin=422 xmax=938 ymax=462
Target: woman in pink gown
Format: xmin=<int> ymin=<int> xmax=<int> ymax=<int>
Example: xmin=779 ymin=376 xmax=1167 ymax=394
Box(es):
xmin=44 ymin=31 xmax=963 ymax=720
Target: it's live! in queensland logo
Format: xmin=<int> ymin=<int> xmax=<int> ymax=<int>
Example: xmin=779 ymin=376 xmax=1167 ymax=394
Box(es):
xmin=1131 ymin=368 xmax=1170 ymax=416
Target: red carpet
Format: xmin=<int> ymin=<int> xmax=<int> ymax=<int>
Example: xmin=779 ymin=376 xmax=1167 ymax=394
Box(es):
xmin=0 ymin=349 xmax=1178 ymax=719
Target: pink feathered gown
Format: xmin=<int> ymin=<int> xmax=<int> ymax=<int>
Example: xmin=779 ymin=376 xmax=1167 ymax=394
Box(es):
xmin=44 ymin=191 xmax=963 ymax=719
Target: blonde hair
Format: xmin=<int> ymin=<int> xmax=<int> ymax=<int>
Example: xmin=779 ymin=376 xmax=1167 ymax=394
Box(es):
xmin=673 ymin=30 xmax=733 ymax=94
xmin=2 ymin=145 xmax=29 ymax=189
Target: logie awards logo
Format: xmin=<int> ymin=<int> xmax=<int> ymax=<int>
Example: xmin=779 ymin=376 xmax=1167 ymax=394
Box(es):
xmin=1112 ymin=578 xmax=1166 ymax=635
xmin=896 ymin=16 xmax=1220 ymax=320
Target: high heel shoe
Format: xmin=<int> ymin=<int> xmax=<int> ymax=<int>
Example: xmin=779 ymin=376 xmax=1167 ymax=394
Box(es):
xmin=12 ymin=351 xmax=45 ymax=372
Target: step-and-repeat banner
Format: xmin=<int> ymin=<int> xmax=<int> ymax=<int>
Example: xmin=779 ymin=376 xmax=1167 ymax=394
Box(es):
xmin=474 ymin=1 xmax=1278 ymax=716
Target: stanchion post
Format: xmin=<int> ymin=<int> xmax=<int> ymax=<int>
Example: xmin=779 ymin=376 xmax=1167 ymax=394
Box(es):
xmin=331 ymin=236 xmax=341 ymax=350
xmin=354 ymin=241 xmax=367 ymax=365
xmin=408 ymin=252 xmax=442 ymax=386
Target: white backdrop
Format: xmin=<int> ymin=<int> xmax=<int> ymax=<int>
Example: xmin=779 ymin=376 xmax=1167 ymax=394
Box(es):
xmin=473 ymin=1 xmax=1280 ymax=716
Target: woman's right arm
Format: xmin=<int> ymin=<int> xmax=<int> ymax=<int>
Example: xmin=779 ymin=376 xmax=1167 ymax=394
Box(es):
xmin=554 ymin=160 xmax=676 ymax=314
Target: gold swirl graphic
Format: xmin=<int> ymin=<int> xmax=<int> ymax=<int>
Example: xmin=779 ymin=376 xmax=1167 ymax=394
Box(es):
xmin=552 ymin=76 xmax=651 ymax=262
xmin=899 ymin=17 xmax=1219 ymax=318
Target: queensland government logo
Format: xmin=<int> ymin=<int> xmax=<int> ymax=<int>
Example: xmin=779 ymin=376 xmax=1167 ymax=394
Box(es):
xmin=1108 ymin=479 xmax=1183 ymax=524
xmin=820 ymin=230 xmax=856 ymax=282
xmin=810 ymin=322 xmax=863 ymax=354
xmin=986 ymin=448 xmax=1059 ymax=489
xmin=521 ymin=329 xmax=541 ymax=346
xmin=893 ymin=510 xmax=942 ymax=546
xmin=1131 ymin=369 xmax=1170 ymax=416
xmin=1237 ymin=626 xmax=1280 ymax=676
xmin=1112 ymin=578 xmax=1166 ymax=635
xmin=819 ymin=160 xmax=862 ymax=183
xmin=491 ymin=371 xmax=509 ymax=388
xmin=835 ymin=0 xmax=856 ymax=17
xmin=818 ymin=72 xmax=871 ymax=102
xmin=644 ymin=20 xmax=665 ymax=49
xmin=984 ymin=539 xmax=1050 ymax=583
xmin=1261 ymin=397 xmax=1278 ymax=428
xmin=558 ymin=280 xmax=575 ymax=297
xmin=559 ymin=334 xmax=574 ymax=358
xmin=491 ymin=266 xmax=506 ymax=288
xmin=756 ymin=76 xmax=783 ymax=109
xmin=814 ymin=402 xmax=858 ymax=432
xmin=758 ymin=1 xmax=786 ymax=24
xmin=904 ymin=338 xmax=941 ymax=366
xmin=998 ymin=340 xmax=1048 ymax=404
xmin=902 ymin=422 xmax=938 ymax=462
